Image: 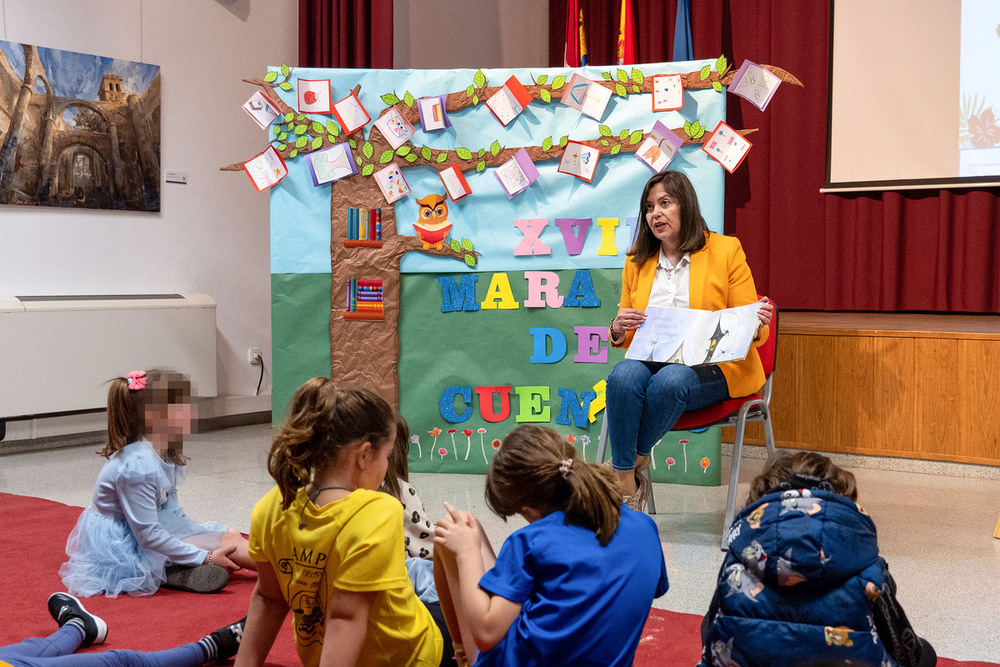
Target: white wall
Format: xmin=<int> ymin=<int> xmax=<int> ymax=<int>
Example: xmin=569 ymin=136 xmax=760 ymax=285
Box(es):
xmin=0 ymin=0 xmax=297 ymax=437
xmin=394 ymin=0 xmax=548 ymax=69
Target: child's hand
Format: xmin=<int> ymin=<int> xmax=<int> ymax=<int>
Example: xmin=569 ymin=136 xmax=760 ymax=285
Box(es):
xmin=211 ymin=544 xmax=241 ymax=573
xmin=434 ymin=502 xmax=482 ymax=555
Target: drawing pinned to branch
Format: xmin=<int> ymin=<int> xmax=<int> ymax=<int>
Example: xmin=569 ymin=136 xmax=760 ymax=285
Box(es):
xmin=495 ymin=148 xmax=538 ymax=198
xmin=701 ymin=121 xmax=752 ymax=173
xmin=729 ymin=60 xmax=781 ymax=111
xmin=298 ymin=79 xmax=333 ymax=114
xmin=559 ymin=73 xmax=612 ymax=121
xmin=306 ymin=143 xmax=357 ymax=186
xmin=243 ymin=91 xmax=280 ymax=130
xmin=374 ymin=163 xmax=411 ymax=203
xmin=558 ymin=140 xmax=600 ymax=182
xmin=332 ymin=92 xmax=370 ymax=134
xmin=242 ymin=145 xmax=287 ymax=192
xmin=438 ymin=164 xmax=471 ymax=202
xmin=635 ymin=120 xmax=683 ymax=173
xmin=374 ymin=106 xmax=416 ymax=149
xmin=417 ymin=95 xmax=450 ymax=132
xmin=651 ymin=74 xmax=683 ymax=112
xmin=486 ymin=76 xmax=532 ymax=126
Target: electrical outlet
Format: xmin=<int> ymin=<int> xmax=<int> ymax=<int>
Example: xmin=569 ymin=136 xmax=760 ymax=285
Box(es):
xmin=248 ymin=348 xmax=262 ymax=365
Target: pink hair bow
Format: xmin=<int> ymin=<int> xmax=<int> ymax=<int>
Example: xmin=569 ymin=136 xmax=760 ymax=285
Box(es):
xmin=125 ymin=370 xmax=147 ymax=391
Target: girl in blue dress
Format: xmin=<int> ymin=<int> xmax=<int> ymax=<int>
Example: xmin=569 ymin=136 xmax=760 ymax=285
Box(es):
xmin=434 ymin=424 xmax=669 ymax=667
xmin=58 ymin=369 xmax=255 ymax=598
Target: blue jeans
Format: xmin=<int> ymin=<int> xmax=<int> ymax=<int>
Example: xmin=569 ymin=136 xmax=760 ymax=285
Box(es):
xmin=606 ymin=361 xmax=730 ymax=470
xmin=0 ymin=624 xmax=205 ymax=667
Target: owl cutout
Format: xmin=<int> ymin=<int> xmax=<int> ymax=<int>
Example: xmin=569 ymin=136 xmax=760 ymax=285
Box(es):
xmin=414 ymin=194 xmax=452 ymax=250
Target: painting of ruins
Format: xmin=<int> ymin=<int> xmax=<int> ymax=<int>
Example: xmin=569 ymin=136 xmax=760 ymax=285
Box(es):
xmin=0 ymin=40 xmax=160 ymax=211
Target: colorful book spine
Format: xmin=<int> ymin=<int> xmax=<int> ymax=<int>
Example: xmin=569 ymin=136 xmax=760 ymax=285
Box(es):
xmin=346 ymin=278 xmax=384 ymax=313
xmin=375 ymin=208 xmax=381 ymax=240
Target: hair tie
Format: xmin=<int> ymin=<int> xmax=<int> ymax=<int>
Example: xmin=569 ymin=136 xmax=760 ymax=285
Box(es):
xmin=559 ymin=458 xmax=573 ymax=479
xmin=125 ymin=370 xmax=147 ymax=391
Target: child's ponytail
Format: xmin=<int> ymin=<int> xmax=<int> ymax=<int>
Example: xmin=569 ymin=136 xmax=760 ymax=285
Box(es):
xmin=485 ymin=424 xmax=623 ymax=546
xmin=268 ymin=378 xmax=394 ymax=509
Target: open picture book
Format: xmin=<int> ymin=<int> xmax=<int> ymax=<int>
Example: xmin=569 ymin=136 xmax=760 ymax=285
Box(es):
xmin=625 ymin=303 xmax=762 ymax=366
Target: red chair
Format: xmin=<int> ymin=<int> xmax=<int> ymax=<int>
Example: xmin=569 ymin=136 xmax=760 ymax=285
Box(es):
xmin=597 ymin=300 xmax=778 ymax=548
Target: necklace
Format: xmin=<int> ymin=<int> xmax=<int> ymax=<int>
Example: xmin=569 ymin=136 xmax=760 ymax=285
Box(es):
xmin=298 ymin=485 xmax=355 ymax=529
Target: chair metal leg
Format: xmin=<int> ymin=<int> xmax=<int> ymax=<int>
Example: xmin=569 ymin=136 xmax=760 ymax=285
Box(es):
xmin=596 ymin=411 xmax=609 ymax=463
xmin=761 ymin=406 xmax=776 ymax=458
xmin=721 ymin=412 xmax=750 ymax=551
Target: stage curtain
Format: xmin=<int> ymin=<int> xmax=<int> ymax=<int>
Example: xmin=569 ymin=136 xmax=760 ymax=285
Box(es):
xmin=299 ymin=0 xmax=393 ymax=68
xmin=548 ymin=1 xmax=1000 ymax=312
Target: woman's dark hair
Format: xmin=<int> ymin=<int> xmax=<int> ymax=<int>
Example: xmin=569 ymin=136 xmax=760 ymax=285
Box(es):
xmin=484 ymin=424 xmax=623 ymax=546
xmin=628 ymin=170 xmax=709 ymax=265
xmin=747 ymin=451 xmax=858 ymax=505
xmin=379 ymin=412 xmax=411 ymax=501
xmin=268 ymin=378 xmax=394 ymax=509
xmin=102 ymin=369 xmax=191 ymax=465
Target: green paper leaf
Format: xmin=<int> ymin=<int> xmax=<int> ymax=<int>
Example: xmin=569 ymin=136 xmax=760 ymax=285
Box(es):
xmin=396 ymin=146 xmax=412 ymax=156
xmin=693 ymin=126 xmax=705 ymax=140
xmin=474 ymin=69 xmax=486 ymax=88
xmin=601 ymin=71 xmax=612 ymax=80
xmin=712 ymin=81 xmax=723 ymax=92
xmin=600 ymin=139 xmax=609 ymax=146
xmin=478 ymin=148 xmax=486 ymax=158
xmin=610 ymin=145 xmax=621 ymax=155
xmin=279 ymin=82 xmax=293 ymax=91
xmin=436 ymin=152 xmax=448 ymax=163
xmin=280 ymin=64 xmax=290 ymax=78
xmin=327 ymin=135 xmax=336 ymax=143
xmin=311 ymin=136 xmax=323 ymax=150
xmin=540 ymin=89 xmax=551 ymax=103
xmin=379 ymin=149 xmax=394 ymax=163
xmin=461 ymin=238 xmax=473 ymax=251
xmin=403 ymin=91 xmax=415 ymax=107
xmin=632 ymin=85 xmax=640 ymax=93
xmin=616 ymin=68 xmax=628 ymax=83
xmin=464 ymin=254 xmax=476 ymax=268
xmin=684 ymin=121 xmax=693 ymax=137
xmin=405 ymin=153 xmax=418 ymax=162
xmin=296 ymin=113 xmax=306 ymax=121
xmin=598 ymin=124 xmax=612 ymax=137
xmin=362 ymin=141 xmax=374 ymax=159
xmin=421 ymin=146 xmax=432 ymax=160
xmin=466 ymin=85 xmax=474 ymax=97
xmin=284 ymin=122 xmax=294 ymax=131
xmin=476 ymin=160 xmax=486 ymax=172
xmin=559 ymin=135 xmax=569 ymax=147
xmin=541 ymin=137 xmax=553 ymax=151
xmin=289 ymin=149 xmax=297 ymax=158
xmin=631 ymin=68 xmax=644 ymax=85
xmin=326 ymin=120 xmax=338 ymax=134
xmin=472 ymin=95 xmax=479 ymax=106
xmin=450 ymin=239 xmax=461 ymax=252
xmin=619 ymin=129 xmax=629 ymax=140
xmin=283 ymin=112 xmax=293 ymax=122
xmin=355 ymin=156 xmax=362 ymax=166
xmin=381 ymin=93 xmax=400 ymax=105
xmin=552 ymin=75 xmax=566 ymax=90
xmin=263 ymin=71 xmax=278 ymax=83
xmin=615 ymin=83 xmax=627 ymax=98
xmin=277 ymin=132 xmax=287 ymax=140
xmin=700 ymin=65 xmax=711 ymax=80
xmin=349 ymin=139 xmax=357 ymax=149
xmin=490 ymin=140 xmax=501 ymax=156
xmin=456 ymin=147 xmax=472 ymax=160
xmin=716 ymin=55 xmax=727 ymax=74
xmin=311 ymin=121 xmax=324 ymax=134
xmin=628 ymin=130 xmax=643 ymax=145
xmin=361 ymin=164 xmax=374 ymax=177
xmin=536 ymin=74 xmax=548 ymax=85
xmin=293 ymin=124 xmax=306 ymax=135
xmin=692 ymin=121 xmax=704 ymax=133
xmin=295 ymin=136 xmax=307 ymax=148
xmin=277 ymin=143 xmax=287 ymax=151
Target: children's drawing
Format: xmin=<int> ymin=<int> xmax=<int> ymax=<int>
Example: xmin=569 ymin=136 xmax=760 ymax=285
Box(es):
xmin=374 ymin=105 xmax=416 ymax=149
xmin=438 ymin=164 xmax=471 ymax=201
xmin=417 ymin=95 xmax=450 ymax=132
xmin=652 ymin=74 xmax=684 ymax=112
xmin=332 ymin=92 xmax=370 ymax=134
xmin=243 ymin=146 xmax=288 ymax=192
xmin=306 ymin=143 xmax=357 ymax=186
xmin=701 ymin=121 xmax=753 ymax=173
xmin=729 ymin=60 xmax=781 ymax=111
xmin=558 ymin=140 xmax=600 ymax=182
xmin=373 ymin=162 xmax=411 ymax=204
xmin=635 ymin=120 xmax=683 ymax=173
xmin=486 ymin=76 xmax=532 ymax=126
xmin=243 ymin=91 xmax=280 ymax=130
xmin=560 ymin=73 xmax=591 ymax=111
xmin=297 ymin=79 xmax=333 ymax=114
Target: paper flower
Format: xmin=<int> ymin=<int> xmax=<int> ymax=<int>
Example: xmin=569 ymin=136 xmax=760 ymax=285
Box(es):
xmin=649 ymin=438 xmax=662 ymax=470
xmin=491 ymin=438 xmax=502 ymax=450
xmin=463 ymin=429 xmax=474 ymax=460
xmin=700 ymin=457 xmax=711 ymax=473
xmin=969 ymin=108 xmax=1000 ymax=148
xmin=125 ymin=370 xmax=147 ymax=391
xmin=679 ymin=439 xmax=689 ymax=473
xmin=448 ymin=429 xmax=458 ymax=459
xmin=566 ymin=434 xmax=576 ymax=444
xmin=428 ymin=428 xmax=442 ymax=458
xmin=478 ymin=428 xmax=488 ymax=462
xmin=438 ymin=447 xmax=448 ymax=458
xmin=410 ymin=433 xmax=422 ymax=458
xmin=580 ymin=435 xmax=591 ymax=462
xmin=666 ymin=456 xmax=676 ymax=469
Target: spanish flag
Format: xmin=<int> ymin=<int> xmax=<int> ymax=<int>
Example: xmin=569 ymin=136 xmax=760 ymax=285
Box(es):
xmin=616 ymin=0 xmax=637 ymax=65
xmin=564 ymin=0 xmax=589 ymax=67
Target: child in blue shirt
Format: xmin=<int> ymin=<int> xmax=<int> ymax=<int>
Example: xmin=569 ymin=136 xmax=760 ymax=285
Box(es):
xmin=434 ymin=424 xmax=669 ymax=667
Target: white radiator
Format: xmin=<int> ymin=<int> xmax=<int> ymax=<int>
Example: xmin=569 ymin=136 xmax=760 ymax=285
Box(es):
xmin=0 ymin=294 xmax=217 ymax=418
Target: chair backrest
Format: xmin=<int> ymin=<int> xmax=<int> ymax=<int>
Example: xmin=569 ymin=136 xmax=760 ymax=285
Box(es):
xmin=755 ymin=297 xmax=778 ymax=377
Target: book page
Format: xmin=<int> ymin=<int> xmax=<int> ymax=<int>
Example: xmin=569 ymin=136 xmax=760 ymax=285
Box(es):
xmin=625 ymin=303 xmax=761 ymax=365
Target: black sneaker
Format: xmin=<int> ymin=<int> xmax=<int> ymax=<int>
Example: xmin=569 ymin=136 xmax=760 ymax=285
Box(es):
xmin=47 ymin=592 xmax=108 ymax=647
xmin=163 ymin=564 xmax=229 ymax=594
xmin=210 ymin=616 xmax=246 ymax=661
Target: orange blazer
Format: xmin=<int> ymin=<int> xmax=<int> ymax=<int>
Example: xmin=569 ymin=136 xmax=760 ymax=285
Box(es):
xmin=611 ymin=232 xmax=768 ymax=398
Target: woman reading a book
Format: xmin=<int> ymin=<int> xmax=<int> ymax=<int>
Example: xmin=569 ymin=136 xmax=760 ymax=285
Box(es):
xmin=605 ymin=171 xmax=772 ymax=510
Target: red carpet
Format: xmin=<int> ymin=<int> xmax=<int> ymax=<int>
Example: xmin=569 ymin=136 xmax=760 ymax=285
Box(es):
xmin=0 ymin=493 xmax=993 ymax=666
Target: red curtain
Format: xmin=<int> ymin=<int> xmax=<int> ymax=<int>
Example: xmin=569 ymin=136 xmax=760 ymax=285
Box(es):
xmin=299 ymin=0 xmax=394 ymax=68
xmin=549 ymin=1 xmax=1000 ymax=313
